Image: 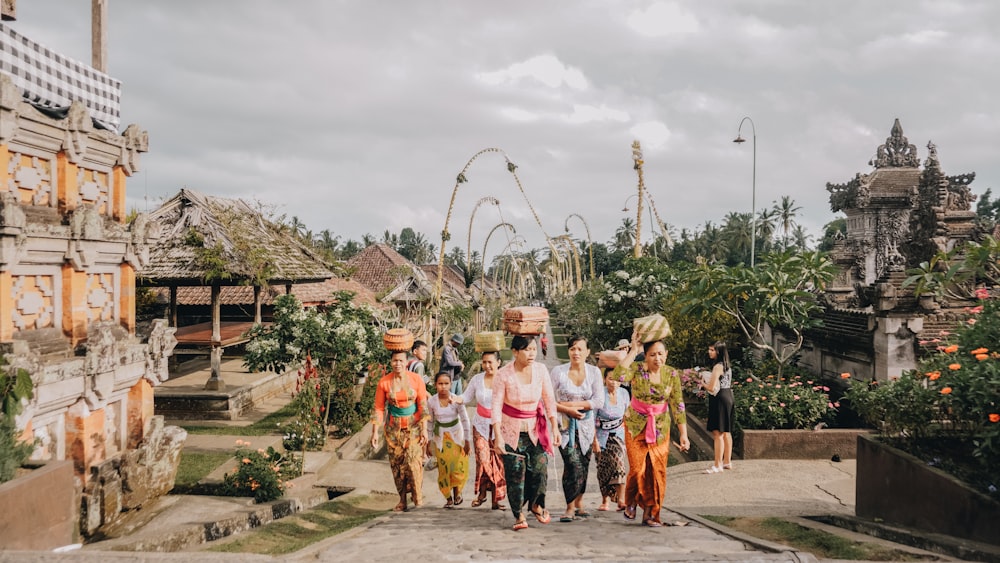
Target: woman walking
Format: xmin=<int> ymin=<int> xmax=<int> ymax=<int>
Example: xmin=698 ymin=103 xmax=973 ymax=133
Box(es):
xmin=371 ymin=350 xmax=430 ymax=512
xmin=492 ymin=335 xmax=560 ymax=531
xmin=702 ymin=341 xmax=734 ymax=474
xmin=594 ymin=367 xmax=629 ymax=512
xmin=460 ymin=351 xmax=507 ymax=509
xmin=550 ymin=336 xmax=603 ymax=522
xmin=612 ymin=332 xmax=690 ymax=527
xmin=427 ymin=372 xmax=472 ymax=507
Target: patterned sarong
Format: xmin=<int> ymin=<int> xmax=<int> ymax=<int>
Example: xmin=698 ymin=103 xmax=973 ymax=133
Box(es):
xmin=623 ymin=426 xmax=670 ymax=523
xmin=559 ymin=439 xmax=591 ymax=502
xmin=432 ymin=432 xmax=469 ymax=499
xmin=596 ymin=433 xmax=626 ymax=499
xmin=384 ymin=414 xmax=424 ymax=504
xmin=502 ymin=432 xmax=547 ymax=520
xmin=473 ymin=429 xmax=507 ymax=501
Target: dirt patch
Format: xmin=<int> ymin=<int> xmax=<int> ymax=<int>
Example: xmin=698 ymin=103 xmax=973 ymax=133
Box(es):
xmin=703 ymin=516 xmax=941 ymax=561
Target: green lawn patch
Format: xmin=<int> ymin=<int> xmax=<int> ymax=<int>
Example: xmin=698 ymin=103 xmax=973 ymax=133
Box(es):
xmin=701 ymin=516 xmax=936 ymax=561
xmin=205 ymin=497 xmax=387 ymax=555
xmin=173 ymin=451 xmax=231 ymax=489
xmin=180 ymin=401 xmax=297 ymax=435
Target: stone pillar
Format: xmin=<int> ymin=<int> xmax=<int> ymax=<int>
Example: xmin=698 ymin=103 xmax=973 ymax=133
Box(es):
xmin=0 ymin=270 xmax=11 ymax=341
xmin=65 ymin=401 xmax=106 ymax=484
xmin=62 ymin=265 xmax=88 ymax=345
xmin=126 ymin=378 xmax=153 ymax=449
xmin=56 ymin=151 xmax=79 ymax=214
xmin=112 ymin=165 xmax=126 ymax=223
xmin=119 ymin=262 xmax=135 ymax=334
xmin=873 ymin=315 xmax=923 ymax=381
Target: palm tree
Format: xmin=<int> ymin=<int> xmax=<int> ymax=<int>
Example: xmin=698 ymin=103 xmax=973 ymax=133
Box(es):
xmin=613 ymin=218 xmax=636 ymax=254
xmin=755 ymin=207 xmax=778 ymax=255
xmin=774 ymin=196 xmax=802 ymax=250
xmin=791 ymin=225 xmax=812 ymax=251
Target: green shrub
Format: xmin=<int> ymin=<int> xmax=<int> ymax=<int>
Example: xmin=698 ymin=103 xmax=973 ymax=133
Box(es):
xmin=222 ymin=440 xmax=301 ymax=503
xmin=0 ymin=359 xmax=35 ymax=484
xmin=734 ymin=373 xmax=836 ymax=430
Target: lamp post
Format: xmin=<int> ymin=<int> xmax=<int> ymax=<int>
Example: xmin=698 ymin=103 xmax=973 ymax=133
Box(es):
xmin=733 ymin=116 xmax=757 ymax=267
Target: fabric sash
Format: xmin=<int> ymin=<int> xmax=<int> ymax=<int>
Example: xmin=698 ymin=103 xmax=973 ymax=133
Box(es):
xmin=597 ymin=416 xmax=623 ymax=431
xmin=630 ymin=397 xmax=667 ymax=444
xmin=502 ymin=401 xmax=552 ymax=455
xmin=565 ymin=410 xmax=593 ymax=448
xmin=476 ymin=403 xmax=492 ymax=419
xmin=433 ymin=416 xmax=459 ymax=435
xmin=388 ymin=403 xmax=417 ymax=418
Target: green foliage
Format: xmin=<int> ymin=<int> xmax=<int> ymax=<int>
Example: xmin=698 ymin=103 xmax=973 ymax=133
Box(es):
xmin=281 ymin=356 xmax=326 ymax=451
xmin=844 ymin=292 xmax=1000 ymax=488
xmin=243 ymin=292 xmax=389 ymax=436
xmin=222 ymin=440 xmax=301 ymax=503
xmin=679 ymin=250 xmax=837 ymax=376
xmin=734 ymin=372 xmax=836 ymax=430
xmin=0 ymin=358 xmax=35 ymax=484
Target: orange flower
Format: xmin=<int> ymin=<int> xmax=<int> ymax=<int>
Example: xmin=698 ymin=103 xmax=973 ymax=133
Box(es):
xmin=940 ymin=387 xmax=953 ymax=395
xmin=976 ymin=354 xmax=989 ymax=361
xmin=840 ymin=372 xmax=851 ymax=379
xmin=242 ymin=458 xmax=251 ymax=464
xmin=989 ymin=413 xmax=1000 ymax=423
xmin=948 ymin=363 xmax=961 ymax=371
xmin=943 ymin=345 xmax=959 ymax=354
xmin=970 ymin=348 xmax=989 ymax=355
xmin=926 ymin=371 xmax=941 ymax=380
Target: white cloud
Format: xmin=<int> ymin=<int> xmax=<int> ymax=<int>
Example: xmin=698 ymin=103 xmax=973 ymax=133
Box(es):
xmin=629 ymin=121 xmax=672 ymax=150
xmin=476 ymin=54 xmax=588 ymax=90
xmin=626 ymin=2 xmax=700 ymax=37
xmin=564 ymin=104 xmax=630 ymax=124
xmin=500 ymin=107 xmax=540 ymax=122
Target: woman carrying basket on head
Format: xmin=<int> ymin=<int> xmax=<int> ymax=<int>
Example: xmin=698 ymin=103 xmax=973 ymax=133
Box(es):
xmin=457 ymin=350 xmax=508 ymax=509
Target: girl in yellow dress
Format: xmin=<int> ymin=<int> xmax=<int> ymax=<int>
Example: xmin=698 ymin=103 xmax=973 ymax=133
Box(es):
xmin=427 ymin=372 xmax=472 ymax=507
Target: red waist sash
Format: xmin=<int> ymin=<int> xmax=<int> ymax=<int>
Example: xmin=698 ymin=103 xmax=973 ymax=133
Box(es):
xmin=476 ymin=403 xmax=492 ymax=419
xmin=502 ymin=401 xmax=552 ymax=455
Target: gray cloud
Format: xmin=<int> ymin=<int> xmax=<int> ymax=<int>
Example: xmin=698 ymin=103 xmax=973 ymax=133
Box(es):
xmin=12 ymin=0 xmax=1000 ymax=254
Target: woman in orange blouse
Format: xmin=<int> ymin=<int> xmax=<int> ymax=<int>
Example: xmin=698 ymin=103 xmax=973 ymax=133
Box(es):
xmin=492 ymin=335 xmax=560 ymax=531
xmin=372 ymin=350 xmax=430 ymax=512
xmin=611 ymin=332 xmax=690 ymax=527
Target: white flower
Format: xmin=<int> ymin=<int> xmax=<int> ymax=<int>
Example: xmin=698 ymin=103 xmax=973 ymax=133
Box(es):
xmin=615 ymin=270 xmax=629 ymax=280
xmin=612 ymin=294 xmax=621 ymax=303
xmin=627 ymin=290 xmax=636 ymax=298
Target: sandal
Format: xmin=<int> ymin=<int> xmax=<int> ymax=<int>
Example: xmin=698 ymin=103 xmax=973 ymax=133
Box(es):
xmin=559 ymin=515 xmax=576 ymax=523
xmin=471 ymin=497 xmax=486 ymax=508
xmin=704 ymin=465 xmax=723 ymax=474
xmin=444 ymin=498 xmax=454 ymax=509
xmin=623 ymin=505 xmax=636 ymax=520
xmin=723 ymin=463 xmax=733 ymax=470
xmin=491 ymin=503 xmax=507 ymax=510
xmin=393 ymin=502 xmax=408 ymax=512
xmin=598 ymin=503 xmax=610 ymax=512
xmin=531 ymin=507 xmax=551 ymax=524
xmin=453 ymin=494 xmax=463 ymax=506
xmin=512 ymin=520 xmax=528 ymax=531
xmin=616 ymin=504 xmax=627 ymax=512
xmin=575 ymin=509 xmax=592 ymax=518
xmin=643 ymin=519 xmax=663 ymax=527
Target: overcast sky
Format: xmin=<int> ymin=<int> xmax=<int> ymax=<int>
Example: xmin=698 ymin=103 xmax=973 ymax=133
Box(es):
xmin=11 ymin=1 xmax=1000 ymax=256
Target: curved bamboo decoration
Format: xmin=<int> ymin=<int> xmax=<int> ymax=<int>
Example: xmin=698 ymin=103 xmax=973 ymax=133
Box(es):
xmin=466 ymin=196 xmax=500 ymax=286
xmin=564 ymin=213 xmax=595 ymax=280
xmin=479 ymin=222 xmax=517 ymax=301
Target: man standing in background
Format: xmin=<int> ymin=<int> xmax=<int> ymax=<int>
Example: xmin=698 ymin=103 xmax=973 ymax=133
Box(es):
xmin=441 ymin=333 xmax=466 ymax=395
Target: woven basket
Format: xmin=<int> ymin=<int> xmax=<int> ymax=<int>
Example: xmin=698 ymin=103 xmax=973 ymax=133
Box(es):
xmin=383 ymin=328 xmax=414 ymax=352
xmin=633 ymin=314 xmax=671 ymax=343
xmin=474 ymin=331 xmax=505 ymax=353
xmin=502 ymin=306 xmax=549 ymax=336
xmin=597 ymin=350 xmax=626 ymax=369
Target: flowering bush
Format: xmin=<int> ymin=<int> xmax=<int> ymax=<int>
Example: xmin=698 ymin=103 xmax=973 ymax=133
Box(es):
xmin=734 ymin=373 xmax=836 ymax=430
xmin=845 ymin=290 xmax=999 ymax=496
xmin=222 ymin=440 xmax=301 ymax=503
xmin=280 ymin=355 xmax=326 ymax=451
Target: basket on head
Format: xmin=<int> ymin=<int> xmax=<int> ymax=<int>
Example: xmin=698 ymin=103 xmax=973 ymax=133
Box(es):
xmin=383 ymin=328 xmax=414 ymax=352
xmin=474 ymin=331 xmax=505 ymax=353
xmin=633 ymin=314 xmax=671 ymax=343
xmin=597 ymin=350 xmax=626 ymax=369
xmin=502 ymin=306 xmax=549 ymax=336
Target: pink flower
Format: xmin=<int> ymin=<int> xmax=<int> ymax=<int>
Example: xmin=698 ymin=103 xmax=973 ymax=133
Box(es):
xmin=793 ymin=395 xmax=800 ymax=400
xmin=746 ymin=377 xmax=753 ymax=382
xmin=975 ymin=288 xmax=989 ymax=300
xmin=970 ymin=306 xmax=984 ymax=314
xmin=828 ymin=402 xmax=834 ymax=408
xmin=968 ymin=318 xmax=977 ymax=325
xmin=779 ymin=403 xmax=786 ymax=407
xmin=822 ymin=386 xmax=830 ymax=392
xmin=940 ymin=331 xmax=951 ymax=336
xmin=834 ymin=402 xmax=840 ymax=408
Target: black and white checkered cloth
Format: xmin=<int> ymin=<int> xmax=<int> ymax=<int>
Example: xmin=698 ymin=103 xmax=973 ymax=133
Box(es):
xmin=0 ymin=23 xmax=121 ymax=131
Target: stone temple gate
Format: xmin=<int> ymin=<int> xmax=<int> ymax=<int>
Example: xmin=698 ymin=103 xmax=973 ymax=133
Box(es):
xmin=768 ymin=119 xmax=980 ymax=382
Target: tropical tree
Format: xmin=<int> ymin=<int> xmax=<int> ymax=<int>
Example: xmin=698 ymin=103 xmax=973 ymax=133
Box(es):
xmin=678 ymin=250 xmax=838 ymax=376
xmin=613 ymin=218 xmax=636 ymax=254
xmin=774 ymin=196 xmax=802 ymax=249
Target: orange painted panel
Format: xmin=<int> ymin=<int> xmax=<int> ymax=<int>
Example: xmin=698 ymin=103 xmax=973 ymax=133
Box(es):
xmin=113 ymin=166 xmax=127 ymax=223
xmin=120 ymin=263 xmax=135 ymax=333
xmin=56 ymin=152 xmax=78 ymax=214
xmin=66 ymin=408 xmax=106 ymax=483
xmin=0 ymin=272 xmax=11 ymax=341
xmin=126 ymin=379 xmax=153 ymax=449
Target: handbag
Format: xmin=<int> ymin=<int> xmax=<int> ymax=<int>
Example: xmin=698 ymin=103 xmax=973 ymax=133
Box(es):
xmin=700 ymin=369 xmax=720 ymax=396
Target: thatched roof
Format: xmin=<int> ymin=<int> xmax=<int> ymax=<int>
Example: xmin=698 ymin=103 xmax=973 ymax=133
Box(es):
xmin=153 ymin=277 xmax=385 ymax=309
xmin=139 ymin=189 xmax=333 ymax=285
xmin=345 ymin=244 xmax=420 ymax=294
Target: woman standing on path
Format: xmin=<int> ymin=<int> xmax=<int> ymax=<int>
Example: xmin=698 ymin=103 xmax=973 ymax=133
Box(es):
xmin=549 ymin=336 xmax=603 ymax=522
xmin=459 ymin=351 xmax=507 ymax=509
xmin=492 ymin=335 xmax=560 ymax=531
xmin=427 ymin=372 xmax=472 ymax=508
xmin=371 ymin=350 xmax=430 ymax=512
xmin=612 ymin=332 xmax=690 ymax=527
xmin=594 ymin=366 xmax=629 ymax=512
xmin=702 ymin=341 xmax=734 ymax=474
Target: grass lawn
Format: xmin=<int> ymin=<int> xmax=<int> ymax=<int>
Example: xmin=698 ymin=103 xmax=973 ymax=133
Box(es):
xmin=180 ymin=401 xmax=297 ymax=436
xmin=204 ymin=495 xmax=390 ymax=555
xmin=701 ymin=516 xmax=936 ymax=561
xmin=173 ymin=451 xmax=232 ymax=489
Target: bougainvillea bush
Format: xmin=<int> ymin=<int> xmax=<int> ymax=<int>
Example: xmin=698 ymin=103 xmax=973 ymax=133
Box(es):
xmin=222 ymin=440 xmax=301 ymax=503
xmin=733 ymin=373 xmax=836 ymax=431
xmin=846 ymin=288 xmax=999 ymax=498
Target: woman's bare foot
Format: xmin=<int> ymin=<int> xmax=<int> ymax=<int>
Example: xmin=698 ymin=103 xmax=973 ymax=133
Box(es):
xmin=598 ymin=499 xmax=611 ymax=511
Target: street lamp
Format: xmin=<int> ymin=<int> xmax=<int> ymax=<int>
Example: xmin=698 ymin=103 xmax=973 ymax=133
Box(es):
xmin=733 ymin=116 xmax=757 ymax=267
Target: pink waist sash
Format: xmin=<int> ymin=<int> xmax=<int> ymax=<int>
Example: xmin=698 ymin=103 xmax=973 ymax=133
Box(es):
xmin=630 ymin=397 xmax=668 ymax=444
xmin=476 ymin=403 xmax=492 ymax=419
xmin=502 ymin=402 xmax=552 ymax=455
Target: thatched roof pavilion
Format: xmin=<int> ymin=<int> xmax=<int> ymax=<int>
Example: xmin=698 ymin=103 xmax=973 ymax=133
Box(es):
xmin=140 ymin=188 xmax=334 ymax=389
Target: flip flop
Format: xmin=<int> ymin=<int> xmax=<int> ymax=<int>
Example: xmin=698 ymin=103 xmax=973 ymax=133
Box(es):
xmin=616 ymin=504 xmax=627 ymax=512
xmin=471 ymin=497 xmax=486 ymax=508
xmin=453 ymin=494 xmax=463 ymax=506
xmin=393 ymin=502 xmax=407 ymax=512
xmin=444 ymin=499 xmax=454 ymax=509
xmin=643 ymin=519 xmax=663 ymax=527
xmin=723 ymin=463 xmax=734 ymax=470
xmin=512 ymin=520 xmax=528 ymax=531
xmin=559 ymin=515 xmax=576 ymax=523
xmin=704 ymin=465 xmax=723 ymax=474
xmin=492 ymin=503 xmax=507 ymax=510
xmin=575 ymin=509 xmax=592 ymax=518
xmin=598 ymin=505 xmax=610 ymax=512
xmin=623 ymin=505 xmax=636 ymax=520
xmin=531 ymin=508 xmax=551 ymax=524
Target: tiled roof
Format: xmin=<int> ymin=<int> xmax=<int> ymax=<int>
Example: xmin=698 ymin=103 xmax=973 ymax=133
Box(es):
xmin=153 ymin=277 xmax=384 ymax=308
xmin=140 ymin=189 xmax=333 ymax=284
xmin=345 ymin=243 xmax=419 ymax=294
xmin=868 ymin=169 xmax=922 ymax=195
xmin=420 ymin=264 xmax=470 ymax=300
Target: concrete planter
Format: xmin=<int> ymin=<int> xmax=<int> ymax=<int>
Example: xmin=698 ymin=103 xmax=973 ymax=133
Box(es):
xmin=856 ymin=434 xmax=1000 ymax=546
xmin=0 ymin=460 xmax=77 ymax=550
xmin=741 ymin=428 xmax=872 ymax=459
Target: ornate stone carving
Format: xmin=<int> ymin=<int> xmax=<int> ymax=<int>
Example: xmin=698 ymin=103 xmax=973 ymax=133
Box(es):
xmin=874 ymin=210 xmax=908 ymax=278
xmin=63 ymin=101 xmax=93 ymax=165
xmin=82 ymin=322 xmax=126 ymax=409
xmin=869 ymin=119 xmax=920 ymax=168
xmin=143 ymin=319 xmax=177 ymax=385
xmin=0 ymin=74 xmax=20 ymax=143
xmin=119 ymin=124 xmax=149 ymax=175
